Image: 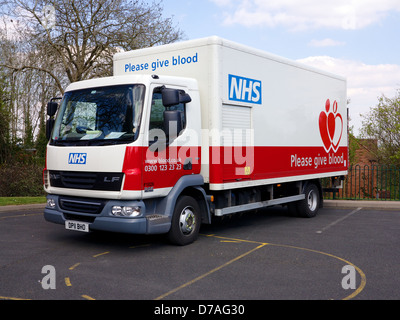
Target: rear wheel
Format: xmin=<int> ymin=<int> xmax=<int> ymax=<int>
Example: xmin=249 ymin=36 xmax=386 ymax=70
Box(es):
xmin=288 ymin=183 xmax=320 ymax=218
xmin=168 ymin=196 xmax=201 ymax=246
xmin=297 ymin=183 xmax=320 ymax=218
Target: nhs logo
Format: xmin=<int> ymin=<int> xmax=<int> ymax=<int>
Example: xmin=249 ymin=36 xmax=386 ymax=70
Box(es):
xmin=68 ymin=153 xmax=87 ymax=165
xmin=228 ymin=74 xmax=262 ymax=105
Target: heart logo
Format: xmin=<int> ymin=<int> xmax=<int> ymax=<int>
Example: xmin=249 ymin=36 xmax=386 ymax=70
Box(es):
xmin=319 ymin=99 xmax=343 ymax=153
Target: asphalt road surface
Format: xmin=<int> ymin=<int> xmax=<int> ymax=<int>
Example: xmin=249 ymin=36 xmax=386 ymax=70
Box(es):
xmin=1 ymin=203 xmax=399 ymax=303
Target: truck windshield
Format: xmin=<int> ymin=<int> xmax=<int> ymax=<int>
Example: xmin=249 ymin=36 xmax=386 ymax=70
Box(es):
xmin=50 ymin=85 xmax=145 ymax=146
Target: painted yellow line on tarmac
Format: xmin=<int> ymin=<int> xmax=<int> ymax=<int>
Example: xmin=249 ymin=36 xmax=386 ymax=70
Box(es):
xmin=155 ymin=243 xmax=268 ymax=300
xmin=266 ymin=242 xmax=367 ymax=300
xmin=0 ymin=296 xmax=31 ymax=300
xmin=65 ymin=277 xmax=72 ymax=287
xmin=92 ymin=251 xmax=110 ymax=258
xmin=202 ymin=233 xmax=268 ymax=245
xmin=69 ymin=263 xmax=81 ymax=271
xmin=343 ymin=266 xmax=367 ymax=300
xmin=82 ymin=295 xmax=95 ymax=300
xmin=204 ymin=234 xmax=367 ymax=300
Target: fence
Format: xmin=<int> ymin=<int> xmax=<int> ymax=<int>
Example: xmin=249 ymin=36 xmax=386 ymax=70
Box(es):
xmin=323 ymin=165 xmax=400 ymax=201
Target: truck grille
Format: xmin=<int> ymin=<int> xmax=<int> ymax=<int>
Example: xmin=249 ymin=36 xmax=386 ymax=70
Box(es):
xmin=59 ymin=197 xmax=105 ymax=214
xmin=59 ymin=196 xmax=106 ymax=223
xmin=49 ymin=171 xmax=124 ymax=191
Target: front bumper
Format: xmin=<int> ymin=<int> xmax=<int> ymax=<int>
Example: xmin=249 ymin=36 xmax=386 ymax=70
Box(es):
xmin=44 ymin=195 xmax=171 ymax=235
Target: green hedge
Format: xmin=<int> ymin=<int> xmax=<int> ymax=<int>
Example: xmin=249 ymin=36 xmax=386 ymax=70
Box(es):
xmin=0 ymin=162 xmax=45 ymax=197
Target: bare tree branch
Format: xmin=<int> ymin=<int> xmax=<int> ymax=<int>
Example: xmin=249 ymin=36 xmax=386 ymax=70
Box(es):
xmin=0 ymin=0 xmax=184 ymax=151
xmin=0 ymin=63 xmax=64 ymax=94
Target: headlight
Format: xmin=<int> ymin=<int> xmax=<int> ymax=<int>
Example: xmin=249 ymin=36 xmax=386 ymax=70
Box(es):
xmin=111 ymin=206 xmax=141 ymax=217
xmin=111 ymin=206 xmax=123 ymax=216
xmin=47 ymin=198 xmax=56 ymax=209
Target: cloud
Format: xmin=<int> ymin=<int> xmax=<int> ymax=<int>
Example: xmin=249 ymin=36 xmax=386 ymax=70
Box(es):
xmin=308 ymin=38 xmax=346 ymax=47
xmin=297 ymin=56 xmax=400 ymax=134
xmin=210 ymin=0 xmax=400 ymax=31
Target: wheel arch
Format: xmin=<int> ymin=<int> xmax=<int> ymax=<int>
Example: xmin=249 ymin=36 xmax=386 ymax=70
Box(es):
xmin=180 ymin=186 xmax=211 ymax=225
xmin=156 ymin=174 xmax=211 ymax=224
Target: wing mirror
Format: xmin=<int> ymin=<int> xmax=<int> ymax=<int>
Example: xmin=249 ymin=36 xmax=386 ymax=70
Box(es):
xmin=161 ymin=88 xmax=191 ymax=107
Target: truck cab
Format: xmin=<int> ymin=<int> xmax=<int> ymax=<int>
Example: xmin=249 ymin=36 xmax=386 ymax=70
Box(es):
xmin=44 ymin=74 xmax=208 ymax=245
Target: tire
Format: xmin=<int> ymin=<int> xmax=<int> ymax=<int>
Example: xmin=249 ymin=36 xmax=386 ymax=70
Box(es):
xmin=168 ymin=196 xmax=201 ymax=246
xmin=296 ymin=183 xmax=320 ymax=218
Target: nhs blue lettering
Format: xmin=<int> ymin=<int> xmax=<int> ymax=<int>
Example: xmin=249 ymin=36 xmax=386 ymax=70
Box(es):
xmin=68 ymin=153 xmax=87 ymax=165
xmin=228 ymin=74 xmax=262 ymax=105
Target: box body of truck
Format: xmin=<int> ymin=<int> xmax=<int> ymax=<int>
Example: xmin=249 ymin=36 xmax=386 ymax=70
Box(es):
xmin=44 ymin=36 xmax=347 ymax=245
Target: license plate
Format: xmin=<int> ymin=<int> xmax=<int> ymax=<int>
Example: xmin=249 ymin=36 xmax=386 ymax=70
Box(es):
xmin=65 ymin=220 xmax=89 ymax=233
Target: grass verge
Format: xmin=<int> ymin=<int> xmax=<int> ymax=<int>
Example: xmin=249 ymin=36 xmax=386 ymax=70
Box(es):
xmin=0 ymin=197 xmax=46 ymax=206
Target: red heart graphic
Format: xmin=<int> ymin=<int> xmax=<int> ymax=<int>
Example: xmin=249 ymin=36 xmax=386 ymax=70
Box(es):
xmin=319 ymin=111 xmax=331 ymax=152
xmin=319 ymin=99 xmax=343 ymax=153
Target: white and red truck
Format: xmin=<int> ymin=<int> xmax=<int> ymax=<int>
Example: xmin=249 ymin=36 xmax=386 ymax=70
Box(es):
xmin=43 ymin=36 xmax=348 ymax=245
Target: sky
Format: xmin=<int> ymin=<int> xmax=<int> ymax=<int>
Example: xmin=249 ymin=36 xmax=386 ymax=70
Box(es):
xmin=162 ymin=0 xmax=400 ymax=135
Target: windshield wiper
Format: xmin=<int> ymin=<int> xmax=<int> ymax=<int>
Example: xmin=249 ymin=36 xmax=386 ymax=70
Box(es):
xmin=76 ymin=126 xmax=94 ymax=134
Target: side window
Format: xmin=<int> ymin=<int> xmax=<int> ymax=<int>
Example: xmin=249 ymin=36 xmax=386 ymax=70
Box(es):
xmin=149 ymin=92 xmax=165 ymax=131
xmin=149 ymin=89 xmax=187 ymax=143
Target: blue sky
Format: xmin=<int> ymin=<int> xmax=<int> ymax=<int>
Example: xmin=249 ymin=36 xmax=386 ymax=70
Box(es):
xmin=163 ymin=0 xmax=400 ymax=135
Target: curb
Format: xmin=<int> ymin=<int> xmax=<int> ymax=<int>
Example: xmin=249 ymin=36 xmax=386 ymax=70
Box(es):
xmin=0 ymin=203 xmax=46 ymax=213
xmin=324 ymin=200 xmax=400 ymax=211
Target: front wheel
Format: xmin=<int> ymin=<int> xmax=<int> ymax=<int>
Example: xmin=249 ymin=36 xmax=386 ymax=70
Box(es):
xmin=168 ymin=196 xmax=201 ymax=246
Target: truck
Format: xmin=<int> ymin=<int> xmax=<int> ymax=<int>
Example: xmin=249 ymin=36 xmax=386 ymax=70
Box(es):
xmin=43 ymin=36 xmax=348 ymax=245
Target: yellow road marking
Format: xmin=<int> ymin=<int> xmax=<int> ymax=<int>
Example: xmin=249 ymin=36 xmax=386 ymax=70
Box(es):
xmin=0 ymin=296 xmax=31 ymax=300
xmin=205 ymin=234 xmax=367 ymax=300
xmin=69 ymin=263 xmax=81 ymax=270
xmin=202 ymin=233 xmax=268 ymax=245
xmin=65 ymin=277 xmax=72 ymax=287
xmin=61 ymin=232 xmax=366 ymax=300
xmin=92 ymin=251 xmax=110 ymax=258
xmin=155 ymin=243 xmax=268 ymax=300
xmin=266 ymin=242 xmax=367 ymax=300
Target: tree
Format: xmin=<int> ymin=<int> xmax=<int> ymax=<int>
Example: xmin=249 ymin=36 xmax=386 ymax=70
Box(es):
xmin=0 ymin=0 xmax=183 ymax=153
xmin=360 ymin=89 xmax=400 ymax=166
xmin=0 ymin=72 xmax=11 ymax=163
xmin=1 ymin=0 xmax=184 ymax=93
